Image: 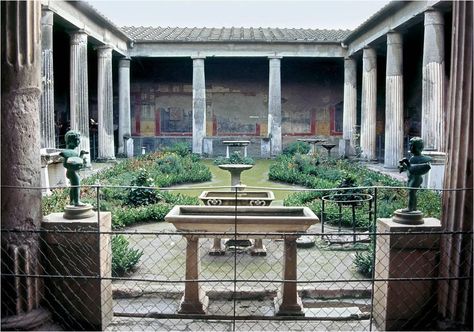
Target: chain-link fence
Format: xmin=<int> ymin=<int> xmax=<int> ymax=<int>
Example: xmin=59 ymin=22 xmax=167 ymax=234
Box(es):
xmin=1 ymin=184 xmax=472 ymax=331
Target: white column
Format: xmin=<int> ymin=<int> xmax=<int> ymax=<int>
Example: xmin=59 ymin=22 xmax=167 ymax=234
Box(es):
xmin=97 ymin=46 xmax=115 ymax=161
xmin=70 ymin=30 xmax=90 ymax=164
xmin=384 ymin=32 xmax=404 ymax=168
xmin=343 ymin=57 xmax=357 ymax=154
xmin=268 ymin=56 xmax=282 ymax=156
xmin=192 ymin=57 xmax=206 ymax=154
xmin=422 ymin=9 xmax=445 ymax=151
xmin=40 ymin=9 xmax=55 ymax=149
xmin=118 ymin=58 xmax=131 ymax=156
xmin=360 ymin=47 xmax=377 ymax=160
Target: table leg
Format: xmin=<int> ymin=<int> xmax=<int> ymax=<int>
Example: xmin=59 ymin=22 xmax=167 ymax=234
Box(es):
xmin=275 ymin=236 xmax=304 ymax=316
xmin=209 ymin=238 xmax=225 ymax=256
xmin=250 ymin=239 xmax=267 ymax=256
xmin=226 ymin=146 xmax=230 ymax=158
xmin=179 ymin=235 xmax=208 ymax=314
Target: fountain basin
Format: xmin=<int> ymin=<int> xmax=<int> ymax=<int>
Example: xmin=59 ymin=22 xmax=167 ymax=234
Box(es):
xmin=165 ymin=205 xmax=318 ymax=235
xmin=199 ymin=190 xmax=274 ymax=206
xmin=217 ymin=164 xmax=254 ymax=189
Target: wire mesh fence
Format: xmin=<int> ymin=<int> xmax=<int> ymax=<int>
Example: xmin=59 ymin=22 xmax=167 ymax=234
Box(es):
xmin=1 ymin=184 xmax=472 ymax=331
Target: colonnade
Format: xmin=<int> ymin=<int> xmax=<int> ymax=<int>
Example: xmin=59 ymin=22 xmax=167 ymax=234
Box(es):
xmin=40 ymin=9 xmax=132 ymax=160
xmin=40 ymin=8 xmax=447 ymax=166
xmin=342 ymin=9 xmax=446 ymax=168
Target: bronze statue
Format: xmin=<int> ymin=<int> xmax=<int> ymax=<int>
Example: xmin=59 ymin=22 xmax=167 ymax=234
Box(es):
xmin=60 ymin=130 xmax=88 ymax=206
xmin=393 ymin=137 xmax=431 ymax=224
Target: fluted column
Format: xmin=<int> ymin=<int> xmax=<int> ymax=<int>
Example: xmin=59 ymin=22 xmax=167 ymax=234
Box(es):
xmin=1 ymin=1 xmax=50 ymax=328
xmin=192 ymin=57 xmax=206 ymax=154
xmin=384 ymin=32 xmax=404 ymax=168
xmin=40 ymin=9 xmax=55 ymax=149
xmin=118 ymin=58 xmax=131 ymax=156
xmin=343 ymin=57 xmax=357 ymax=142
xmin=70 ymin=30 xmax=90 ymax=164
xmin=422 ymin=9 xmax=445 ymax=151
xmin=268 ymin=56 xmax=282 ymax=156
xmin=97 ymin=46 xmax=115 ymax=161
xmin=360 ymin=47 xmax=377 ymax=160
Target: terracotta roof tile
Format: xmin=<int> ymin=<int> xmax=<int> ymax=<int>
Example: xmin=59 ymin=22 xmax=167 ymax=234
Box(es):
xmin=121 ymin=26 xmax=351 ymax=43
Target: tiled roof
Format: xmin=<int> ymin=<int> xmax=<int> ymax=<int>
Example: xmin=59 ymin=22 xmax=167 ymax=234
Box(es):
xmin=121 ymin=26 xmax=351 ymax=43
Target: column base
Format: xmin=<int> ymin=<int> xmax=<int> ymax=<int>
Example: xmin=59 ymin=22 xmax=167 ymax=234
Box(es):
xmin=209 ymin=238 xmax=226 ymax=256
xmin=178 ymin=293 xmax=209 ymax=315
xmin=1 ymin=308 xmax=51 ymax=331
xmin=274 ymin=291 xmax=305 ymax=316
xmin=250 ymin=239 xmax=267 ymax=256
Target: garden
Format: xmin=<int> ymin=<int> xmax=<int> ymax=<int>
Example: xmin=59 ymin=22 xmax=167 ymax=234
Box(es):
xmin=42 ymin=141 xmax=442 ymax=278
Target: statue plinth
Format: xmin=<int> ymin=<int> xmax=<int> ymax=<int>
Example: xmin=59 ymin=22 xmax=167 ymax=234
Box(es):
xmin=63 ymin=204 xmax=95 ymax=220
xmin=392 ymin=209 xmax=424 ymax=225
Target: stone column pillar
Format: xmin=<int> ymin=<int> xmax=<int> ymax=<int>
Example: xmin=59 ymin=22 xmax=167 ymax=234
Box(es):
xmin=360 ymin=47 xmax=377 ymax=160
xmin=1 ymin=1 xmax=51 ymax=329
xmin=384 ymin=32 xmax=404 ymax=168
xmin=268 ymin=56 xmax=282 ymax=156
xmin=422 ymin=9 xmax=445 ymax=152
xmin=341 ymin=57 xmax=357 ymax=156
xmin=118 ymin=58 xmax=131 ymax=156
xmin=97 ymin=46 xmax=115 ymax=161
xmin=192 ymin=57 xmax=206 ymax=154
xmin=179 ymin=236 xmax=208 ymax=314
xmin=70 ymin=30 xmax=90 ymax=164
xmin=275 ymin=236 xmax=304 ymax=316
xmin=40 ymin=9 xmax=55 ymax=149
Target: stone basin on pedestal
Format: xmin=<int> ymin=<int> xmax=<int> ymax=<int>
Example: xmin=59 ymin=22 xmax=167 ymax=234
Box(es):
xmin=199 ymin=190 xmax=275 ymax=256
xmin=297 ymin=138 xmax=326 ymax=155
xmin=218 ymin=164 xmax=253 ymax=190
xmin=165 ymin=205 xmax=319 ymax=316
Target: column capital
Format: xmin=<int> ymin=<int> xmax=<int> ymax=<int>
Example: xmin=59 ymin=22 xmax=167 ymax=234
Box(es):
xmin=424 ymin=9 xmax=444 ymax=26
xmin=41 ymin=9 xmax=54 ymax=26
xmin=191 ymin=56 xmax=206 ymax=60
xmin=97 ymin=45 xmax=113 ymax=58
xmin=268 ymin=56 xmax=283 ymax=60
xmin=119 ymin=58 xmax=131 ymax=68
xmin=387 ymin=31 xmax=402 ymax=45
xmin=69 ymin=30 xmax=88 ymax=45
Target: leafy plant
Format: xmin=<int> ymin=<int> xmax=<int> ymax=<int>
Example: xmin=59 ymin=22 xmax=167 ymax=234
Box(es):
xmin=111 ymin=234 xmax=143 ymax=277
xmin=156 ymin=153 xmax=184 ymax=174
xmin=126 ymin=168 xmax=160 ymax=207
xmin=214 ymin=151 xmax=255 ymax=165
xmin=165 ymin=142 xmax=191 ymax=157
xmin=354 ymin=246 xmax=374 ymax=277
xmin=282 ymin=141 xmax=311 ymax=156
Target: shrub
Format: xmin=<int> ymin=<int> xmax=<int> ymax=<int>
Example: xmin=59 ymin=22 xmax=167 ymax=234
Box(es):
xmin=354 ymin=246 xmax=373 ymax=278
xmin=111 ymin=234 xmax=143 ymax=277
xmin=282 ymin=141 xmax=310 ymax=156
xmin=214 ymin=151 xmax=255 ymax=165
xmin=156 ymin=153 xmax=184 ymax=174
xmin=165 ymin=142 xmax=191 ymax=157
xmin=126 ymin=168 xmax=160 ymax=207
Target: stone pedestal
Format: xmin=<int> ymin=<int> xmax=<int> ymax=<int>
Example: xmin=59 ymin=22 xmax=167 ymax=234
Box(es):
xmin=373 ymin=217 xmax=441 ymax=330
xmin=40 ymin=148 xmax=67 ymax=195
xmin=179 ymin=236 xmax=209 ymax=314
xmin=275 ymin=237 xmax=304 ymax=316
xmin=41 ymin=212 xmax=113 ymax=330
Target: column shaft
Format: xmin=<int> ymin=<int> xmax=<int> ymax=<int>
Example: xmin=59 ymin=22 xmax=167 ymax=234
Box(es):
xmin=70 ymin=31 xmax=90 ymax=163
xmin=1 ymin=1 xmax=50 ymax=328
xmin=360 ymin=47 xmax=377 ymax=160
xmin=422 ymin=10 xmax=445 ymax=151
xmin=343 ymin=57 xmax=357 ymax=141
xmin=118 ymin=58 xmax=131 ymax=156
xmin=268 ymin=57 xmax=282 ymax=156
xmin=40 ymin=9 xmax=55 ymax=149
xmin=192 ymin=58 xmax=206 ymax=154
xmin=384 ymin=32 xmax=404 ymax=168
xmin=97 ymin=47 xmax=115 ymax=161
